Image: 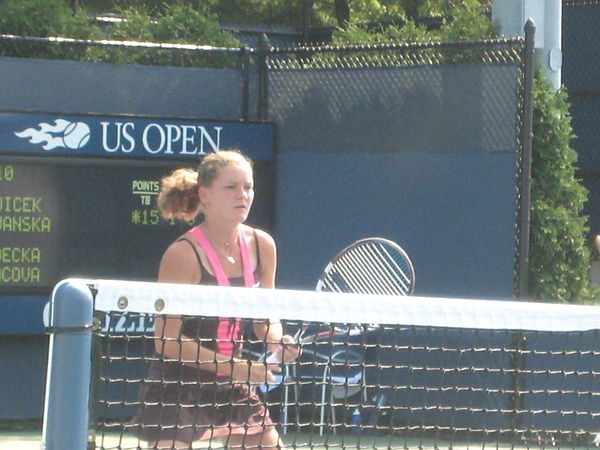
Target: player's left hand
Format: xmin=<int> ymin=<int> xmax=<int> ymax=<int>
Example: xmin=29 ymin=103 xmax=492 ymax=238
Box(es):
xmin=267 ymin=334 xmax=301 ymax=364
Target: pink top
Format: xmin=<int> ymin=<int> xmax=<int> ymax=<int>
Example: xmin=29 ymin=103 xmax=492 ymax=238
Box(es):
xmin=189 ymin=226 xmax=256 ymax=356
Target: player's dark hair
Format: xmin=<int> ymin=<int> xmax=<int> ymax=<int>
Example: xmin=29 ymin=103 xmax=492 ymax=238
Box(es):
xmin=197 ymin=150 xmax=253 ymax=188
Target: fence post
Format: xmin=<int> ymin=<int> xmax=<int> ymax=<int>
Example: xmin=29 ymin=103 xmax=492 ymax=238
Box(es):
xmin=517 ymin=20 xmax=536 ymax=299
xmin=42 ymin=279 xmax=94 ymax=450
xmin=241 ymin=46 xmax=251 ymax=121
xmin=257 ymin=34 xmax=270 ymax=122
xmin=302 ymin=0 xmax=314 ymax=44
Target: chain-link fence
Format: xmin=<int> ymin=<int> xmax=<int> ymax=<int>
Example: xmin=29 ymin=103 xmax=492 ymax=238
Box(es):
xmin=261 ymin=33 xmax=534 ymax=297
xmin=0 ymin=29 xmax=534 ymax=297
xmin=0 ymin=28 xmax=538 ymax=430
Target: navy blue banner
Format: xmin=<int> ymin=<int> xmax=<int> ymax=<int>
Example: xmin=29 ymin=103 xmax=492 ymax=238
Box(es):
xmin=0 ymin=112 xmax=274 ymax=161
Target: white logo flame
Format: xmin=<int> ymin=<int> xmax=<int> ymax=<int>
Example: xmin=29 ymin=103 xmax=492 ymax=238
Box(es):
xmin=15 ymin=119 xmax=90 ymax=151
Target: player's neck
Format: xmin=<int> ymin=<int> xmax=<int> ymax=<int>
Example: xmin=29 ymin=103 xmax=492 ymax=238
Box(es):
xmin=200 ymin=221 xmax=240 ymax=248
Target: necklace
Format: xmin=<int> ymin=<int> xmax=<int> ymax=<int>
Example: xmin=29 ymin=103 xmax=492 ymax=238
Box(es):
xmin=224 ymin=241 xmax=236 ymax=264
xmin=203 ymin=227 xmax=238 ymax=264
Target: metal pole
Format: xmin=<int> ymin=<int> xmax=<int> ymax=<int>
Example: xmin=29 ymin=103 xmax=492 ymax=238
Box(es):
xmin=491 ymin=0 xmax=561 ymax=91
xmin=42 ymin=279 xmax=94 ymax=450
xmin=302 ymin=0 xmax=314 ymax=45
xmin=517 ymin=20 xmax=536 ymax=299
xmin=241 ymin=47 xmax=250 ymax=121
xmin=540 ymin=0 xmax=562 ymax=91
xmin=257 ymin=34 xmax=270 ymax=122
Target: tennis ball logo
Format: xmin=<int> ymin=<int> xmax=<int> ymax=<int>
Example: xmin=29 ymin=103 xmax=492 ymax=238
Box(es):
xmin=62 ymin=122 xmax=90 ymax=149
xmin=15 ymin=119 xmax=91 ymax=151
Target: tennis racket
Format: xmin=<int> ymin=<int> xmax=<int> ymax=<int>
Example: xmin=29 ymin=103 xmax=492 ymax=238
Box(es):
xmin=316 ymin=237 xmax=415 ymax=296
xmin=263 ymin=238 xmax=415 ymax=390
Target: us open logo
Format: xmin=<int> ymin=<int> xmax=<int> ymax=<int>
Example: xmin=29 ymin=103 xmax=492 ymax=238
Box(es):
xmin=14 ymin=119 xmax=91 ymax=151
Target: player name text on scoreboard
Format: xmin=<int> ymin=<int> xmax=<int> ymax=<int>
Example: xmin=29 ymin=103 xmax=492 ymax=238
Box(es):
xmin=0 ymin=164 xmax=54 ymax=285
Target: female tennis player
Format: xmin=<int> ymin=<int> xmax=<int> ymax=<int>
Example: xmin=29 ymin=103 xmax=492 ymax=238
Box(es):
xmin=131 ymin=150 xmax=299 ymax=449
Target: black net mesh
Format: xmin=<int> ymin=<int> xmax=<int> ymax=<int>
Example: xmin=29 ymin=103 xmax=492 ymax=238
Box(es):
xmin=90 ymin=288 xmax=600 ymax=450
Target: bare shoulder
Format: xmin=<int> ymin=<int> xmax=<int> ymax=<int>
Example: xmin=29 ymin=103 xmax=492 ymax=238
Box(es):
xmin=245 ymin=225 xmax=276 ymax=250
xmin=161 ymin=237 xmax=196 ymax=263
xmin=243 ymin=225 xmax=277 ymax=286
xmin=158 ymin=235 xmax=201 ymax=284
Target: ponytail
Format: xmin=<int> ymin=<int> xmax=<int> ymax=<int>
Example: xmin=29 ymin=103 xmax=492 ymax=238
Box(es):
xmin=156 ymin=168 xmax=201 ymax=221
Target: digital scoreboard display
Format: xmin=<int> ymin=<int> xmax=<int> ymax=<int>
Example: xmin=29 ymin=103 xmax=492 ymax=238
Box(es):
xmin=0 ymin=112 xmax=275 ymax=297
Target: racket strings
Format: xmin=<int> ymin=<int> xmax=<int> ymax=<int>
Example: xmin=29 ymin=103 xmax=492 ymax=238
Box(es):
xmin=374 ymin=244 xmax=413 ymax=287
xmin=327 ymin=253 xmax=390 ymax=295
xmin=321 ymin=257 xmax=389 ymax=295
xmin=353 ymin=243 xmax=412 ymax=294
xmin=339 ymin=250 xmax=401 ymax=295
xmin=322 ymin=243 xmax=413 ymax=296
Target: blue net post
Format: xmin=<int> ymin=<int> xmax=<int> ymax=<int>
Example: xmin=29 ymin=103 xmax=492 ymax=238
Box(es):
xmin=42 ymin=280 xmax=94 ymax=450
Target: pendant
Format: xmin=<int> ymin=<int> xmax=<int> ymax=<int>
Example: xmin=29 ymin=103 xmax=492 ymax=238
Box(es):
xmin=224 ymin=240 xmax=237 ymax=264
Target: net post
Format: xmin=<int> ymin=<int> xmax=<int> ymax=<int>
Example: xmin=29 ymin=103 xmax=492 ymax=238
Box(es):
xmin=41 ymin=279 xmax=94 ymax=450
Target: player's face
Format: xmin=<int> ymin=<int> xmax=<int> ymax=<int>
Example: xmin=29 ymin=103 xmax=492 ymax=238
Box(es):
xmin=201 ymin=162 xmax=254 ymax=223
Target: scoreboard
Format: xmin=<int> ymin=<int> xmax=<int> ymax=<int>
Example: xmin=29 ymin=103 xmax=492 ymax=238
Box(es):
xmin=0 ymin=112 xmax=275 ymax=329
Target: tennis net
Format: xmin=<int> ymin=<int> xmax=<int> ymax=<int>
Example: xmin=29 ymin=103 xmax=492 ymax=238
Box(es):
xmin=43 ymin=279 xmax=600 ymax=449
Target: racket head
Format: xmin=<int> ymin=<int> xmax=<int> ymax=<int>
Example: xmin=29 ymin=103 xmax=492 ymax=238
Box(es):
xmin=316 ymin=237 xmax=415 ymax=296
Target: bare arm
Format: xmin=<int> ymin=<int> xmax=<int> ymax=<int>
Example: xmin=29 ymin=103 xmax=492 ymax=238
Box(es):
xmin=251 ymin=230 xmax=300 ymax=363
xmin=252 ymin=229 xmax=280 ymax=345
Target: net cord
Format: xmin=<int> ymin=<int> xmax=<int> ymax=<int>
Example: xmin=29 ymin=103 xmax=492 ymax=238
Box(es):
xmin=84 ymin=278 xmax=600 ymax=332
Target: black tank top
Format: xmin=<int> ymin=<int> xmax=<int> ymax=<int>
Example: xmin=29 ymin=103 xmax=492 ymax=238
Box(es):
xmin=150 ymin=232 xmax=262 ymax=382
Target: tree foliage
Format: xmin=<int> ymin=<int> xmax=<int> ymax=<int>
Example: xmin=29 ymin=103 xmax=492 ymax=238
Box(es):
xmin=0 ymin=0 xmax=101 ymax=59
xmin=308 ymin=0 xmax=493 ymax=29
xmin=528 ymin=72 xmax=597 ymax=303
xmin=56 ymin=0 xmax=493 ymax=29
xmin=0 ymin=0 xmax=96 ymax=38
xmin=331 ymin=0 xmax=495 ymax=44
xmin=0 ymin=0 xmax=239 ymax=67
xmin=87 ymin=3 xmax=240 ymax=67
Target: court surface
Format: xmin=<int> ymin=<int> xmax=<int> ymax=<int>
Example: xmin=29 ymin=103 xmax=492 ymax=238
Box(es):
xmin=0 ymin=430 xmax=41 ymax=449
xmin=2 ymin=431 xmax=596 ymax=449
